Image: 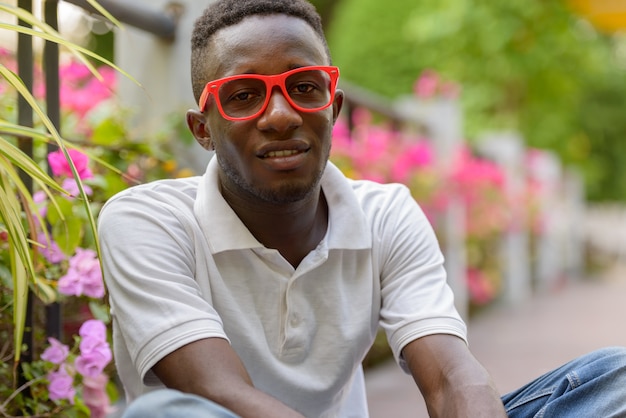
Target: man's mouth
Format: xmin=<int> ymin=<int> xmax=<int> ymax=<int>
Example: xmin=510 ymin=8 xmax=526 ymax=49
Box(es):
xmin=263 ymin=150 xmax=302 ymax=158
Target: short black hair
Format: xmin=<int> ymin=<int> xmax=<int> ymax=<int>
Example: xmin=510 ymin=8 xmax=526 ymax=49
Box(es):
xmin=190 ymin=0 xmax=330 ymax=104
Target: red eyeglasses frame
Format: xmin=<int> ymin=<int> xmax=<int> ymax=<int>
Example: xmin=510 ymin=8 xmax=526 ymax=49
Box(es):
xmin=198 ymin=65 xmax=340 ymax=121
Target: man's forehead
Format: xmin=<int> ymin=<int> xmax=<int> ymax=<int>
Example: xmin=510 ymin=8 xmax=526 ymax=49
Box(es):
xmin=207 ymin=14 xmax=328 ymax=76
xmin=213 ymin=14 xmax=320 ymax=47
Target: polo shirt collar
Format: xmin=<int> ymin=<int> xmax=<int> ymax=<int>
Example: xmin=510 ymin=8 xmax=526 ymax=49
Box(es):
xmin=194 ymin=157 xmax=371 ymax=254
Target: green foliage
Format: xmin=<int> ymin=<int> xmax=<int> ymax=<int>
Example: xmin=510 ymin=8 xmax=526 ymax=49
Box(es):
xmin=327 ymin=0 xmax=424 ymax=97
xmin=576 ymin=74 xmax=626 ymax=201
xmin=327 ymin=0 xmax=626 ymax=201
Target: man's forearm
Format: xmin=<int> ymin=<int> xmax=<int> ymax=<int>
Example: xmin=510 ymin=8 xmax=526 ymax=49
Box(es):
xmin=152 ymin=338 xmax=306 ymax=418
xmin=423 ymin=366 xmax=507 ymax=417
xmin=403 ymin=334 xmax=507 ymax=417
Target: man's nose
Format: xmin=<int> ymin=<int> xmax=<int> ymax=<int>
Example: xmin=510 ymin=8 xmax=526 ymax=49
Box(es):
xmin=257 ymin=87 xmax=302 ymax=131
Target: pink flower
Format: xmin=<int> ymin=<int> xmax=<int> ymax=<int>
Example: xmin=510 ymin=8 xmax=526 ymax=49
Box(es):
xmin=48 ymin=149 xmax=93 ymax=180
xmin=391 ymin=140 xmax=433 ymax=182
xmin=467 ymin=269 xmax=496 ymax=305
xmin=83 ymin=374 xmax=113 ymax=418
xmin=413 ymin=69 xmax=440 ymax=98
xmin=41 ymin=338 xmax=69 ymax=364
xmin=47 ymin=365 xmax=76 ymax=404
xmin=58 ymin=249 xmax=104 ymax=298
xmin=59 ymin=62 xmax=116 ymax=117
xmin=75 ymin=345 xmax=112 ymax=377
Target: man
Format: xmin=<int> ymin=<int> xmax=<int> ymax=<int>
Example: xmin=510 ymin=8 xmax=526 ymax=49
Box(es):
xmin=98 ymin=0 xmax=626 ymax=417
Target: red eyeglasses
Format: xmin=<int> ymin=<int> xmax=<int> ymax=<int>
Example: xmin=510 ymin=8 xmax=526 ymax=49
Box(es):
xmin=199 ymin=65 xmax=340 ymax=121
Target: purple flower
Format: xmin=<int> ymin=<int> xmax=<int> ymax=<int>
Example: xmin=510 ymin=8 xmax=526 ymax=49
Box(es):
xmin=48 ymin=149 xmax=93 ymax=180
xmin=83 ymin=373 xmax=113 ymax=418
xmin=37 ymin=233 xmax=67 ymax=264
xmin=57 ymin=269 xmax=83 ymax=297
xmin=41 ymin=338 xmax=69 ymax=364
xmin=61 ymin=178 xmax=93 ymax=199
xmin=75 ymin=345 xmax=112 ymax=378
xmin=76 ymin=319 xmax=112 ymax=378
xmin=57 ymin=249 xmax=104 ymax=298
xmin=47 ymin=365 xmax=76 ymax=404
xmin=79 ymin=319 xmax=107 ymax=341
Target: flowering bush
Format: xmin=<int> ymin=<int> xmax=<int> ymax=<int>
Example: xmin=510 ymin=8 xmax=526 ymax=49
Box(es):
xmin=330 ymin=73 xmax=541 ymax=309
xmin=0 ymin=47 xmax=183 ymax=416
xmin=41 ymin=320 xmax=112 ymax=415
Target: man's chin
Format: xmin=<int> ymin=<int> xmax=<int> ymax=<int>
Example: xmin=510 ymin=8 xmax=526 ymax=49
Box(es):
xmin=254 ymin=182 xmax=317 ymax=205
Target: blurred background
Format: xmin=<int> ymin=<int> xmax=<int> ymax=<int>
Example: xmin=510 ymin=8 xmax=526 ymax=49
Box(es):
xmin=2 ymin=0 xmax=626 ymax=416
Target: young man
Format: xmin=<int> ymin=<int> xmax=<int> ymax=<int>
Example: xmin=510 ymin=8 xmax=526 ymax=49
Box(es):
xmin=98 ymin=0 xmax=626 ymax=417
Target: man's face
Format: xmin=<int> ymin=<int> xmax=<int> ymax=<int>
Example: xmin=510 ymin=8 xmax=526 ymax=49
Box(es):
xmin=199 ymin=14 xmax=342 ymax=205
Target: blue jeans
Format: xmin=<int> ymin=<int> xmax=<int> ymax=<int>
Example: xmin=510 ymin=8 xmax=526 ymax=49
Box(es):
xmin=503 ymin=346 xmax=626 ymax=417
xmin=122 ymin=389 xmax=241 ymax=418
xmin=122 ymin=347 xmax=626 ymax=417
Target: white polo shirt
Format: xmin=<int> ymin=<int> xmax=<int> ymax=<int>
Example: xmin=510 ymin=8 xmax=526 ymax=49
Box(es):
xmin=98 ymin=158 xmax=466 ymax=417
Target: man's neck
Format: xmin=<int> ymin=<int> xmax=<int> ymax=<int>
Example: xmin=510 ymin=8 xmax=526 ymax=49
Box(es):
xmin=219 ymin=181 xmax=328 ymax=268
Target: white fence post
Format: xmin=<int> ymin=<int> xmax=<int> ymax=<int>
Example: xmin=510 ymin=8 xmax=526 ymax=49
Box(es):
xmin=476 ymin=132 xmax=532 ymax=305
xmin=395 ymin=97 xmax=468 ymax=319
xmin=562 ymin=169 xmax=586 ymax=280
xmin=527 ymin=150 xmax=565 ymax=292
xmin=114 ymin=0 xmax=216 ymax=174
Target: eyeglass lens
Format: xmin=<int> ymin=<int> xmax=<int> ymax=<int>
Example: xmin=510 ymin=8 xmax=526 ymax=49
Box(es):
xmin=217 ymin=69 xmax=332 ymax=119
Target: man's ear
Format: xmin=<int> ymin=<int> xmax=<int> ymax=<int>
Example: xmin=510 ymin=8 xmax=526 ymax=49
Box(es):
xmin=332 ymin=89 xmax=344 ymax=124
xmin=186 ymin=109 xmax=213 ymax=150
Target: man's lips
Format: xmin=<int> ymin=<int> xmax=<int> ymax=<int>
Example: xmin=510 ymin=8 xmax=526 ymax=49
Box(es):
xmin=262 ymin=149 xmax=304 ymax=158
xmin=257 ymin=140 xmax=310 ymax=159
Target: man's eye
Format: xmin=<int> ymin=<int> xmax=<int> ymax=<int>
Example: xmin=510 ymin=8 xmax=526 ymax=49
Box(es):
xmin=230 ymin=90 xmax=259 ymax=102
xmin=291 ymin=82 xmax=317 ymax=94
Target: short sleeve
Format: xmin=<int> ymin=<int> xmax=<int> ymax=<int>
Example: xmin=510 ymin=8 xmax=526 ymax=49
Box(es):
xmin=98 ymin=186 xmax=228 ymax=384
xmin=375 ymin=185 xmax=467 ymax=372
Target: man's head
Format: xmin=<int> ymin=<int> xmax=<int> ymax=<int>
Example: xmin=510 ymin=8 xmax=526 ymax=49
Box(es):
xmin=186 ymin=0 xmax=343 ymax=206
xmin=190 ymin=0 xmax=330 ymax=104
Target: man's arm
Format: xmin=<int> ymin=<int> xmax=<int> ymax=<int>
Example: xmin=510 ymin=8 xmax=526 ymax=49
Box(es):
xmin=152 ymin=337 xmax=305 ymax=418
xmin=402 ymin=334 xmax=507 ymax=417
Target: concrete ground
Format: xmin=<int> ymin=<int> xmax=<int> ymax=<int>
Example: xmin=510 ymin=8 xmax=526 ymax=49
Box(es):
xmin=365 ymin=261 xmax=626 ymax=417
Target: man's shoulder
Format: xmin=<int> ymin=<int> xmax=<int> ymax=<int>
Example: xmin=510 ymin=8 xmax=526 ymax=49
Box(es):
xmin=347 ymin=177 xmax=413 ymax=206
xmin=324 ymin=162 xmax=412 ymax=203
xmin=108 ymin=176 xmax=201 ymax=203
xmin=100 ymin=176 xmax=202 ymax=220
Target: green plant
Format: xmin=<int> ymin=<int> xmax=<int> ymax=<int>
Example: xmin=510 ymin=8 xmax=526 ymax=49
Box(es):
xmin=327 ymin=0 xmax=626 ymax=201
xmin=0 ymin=34 xmax=189 ymax=412
xmin=0 ymin=1 xmax=136 ymax=367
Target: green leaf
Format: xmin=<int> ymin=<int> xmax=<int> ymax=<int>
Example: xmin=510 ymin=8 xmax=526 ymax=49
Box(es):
xmin=89 ymin=301 xmax=111 ymax=323
xmin=0 ymin=21 xmax=140 ymax=87
xmin=102 ymin=172 xmax=130 ymax=198
xmin=91 ymin=118 xmax=126 ymax=146
xmin=45 ymin=196 xmax=74 ymax=226
xmin=52 ymin=216 xmax=84 ymax=256
xmin=32 ymin=278 xmax=57 ymax=305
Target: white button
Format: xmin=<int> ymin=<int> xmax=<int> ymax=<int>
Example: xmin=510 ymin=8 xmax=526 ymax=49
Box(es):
xmin=289 ymin=315 xmax=300 ymax=327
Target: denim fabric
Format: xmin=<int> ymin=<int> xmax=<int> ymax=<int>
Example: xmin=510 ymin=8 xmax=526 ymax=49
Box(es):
xmin=122 ymin=389 xmax=241 ymax=418
xmin=502 ymin=347 xmax=626 ymax=417
xmin=121 ymin=347 xmax=626 ymax=418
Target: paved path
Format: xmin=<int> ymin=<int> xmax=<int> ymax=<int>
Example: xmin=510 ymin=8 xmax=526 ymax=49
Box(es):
xmin=365 ymin=261 xmax=626 ymax=417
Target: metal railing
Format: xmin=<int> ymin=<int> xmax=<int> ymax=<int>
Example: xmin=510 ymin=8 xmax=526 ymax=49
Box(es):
xmin=63 ymin=0 xmax=181 ymax=41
